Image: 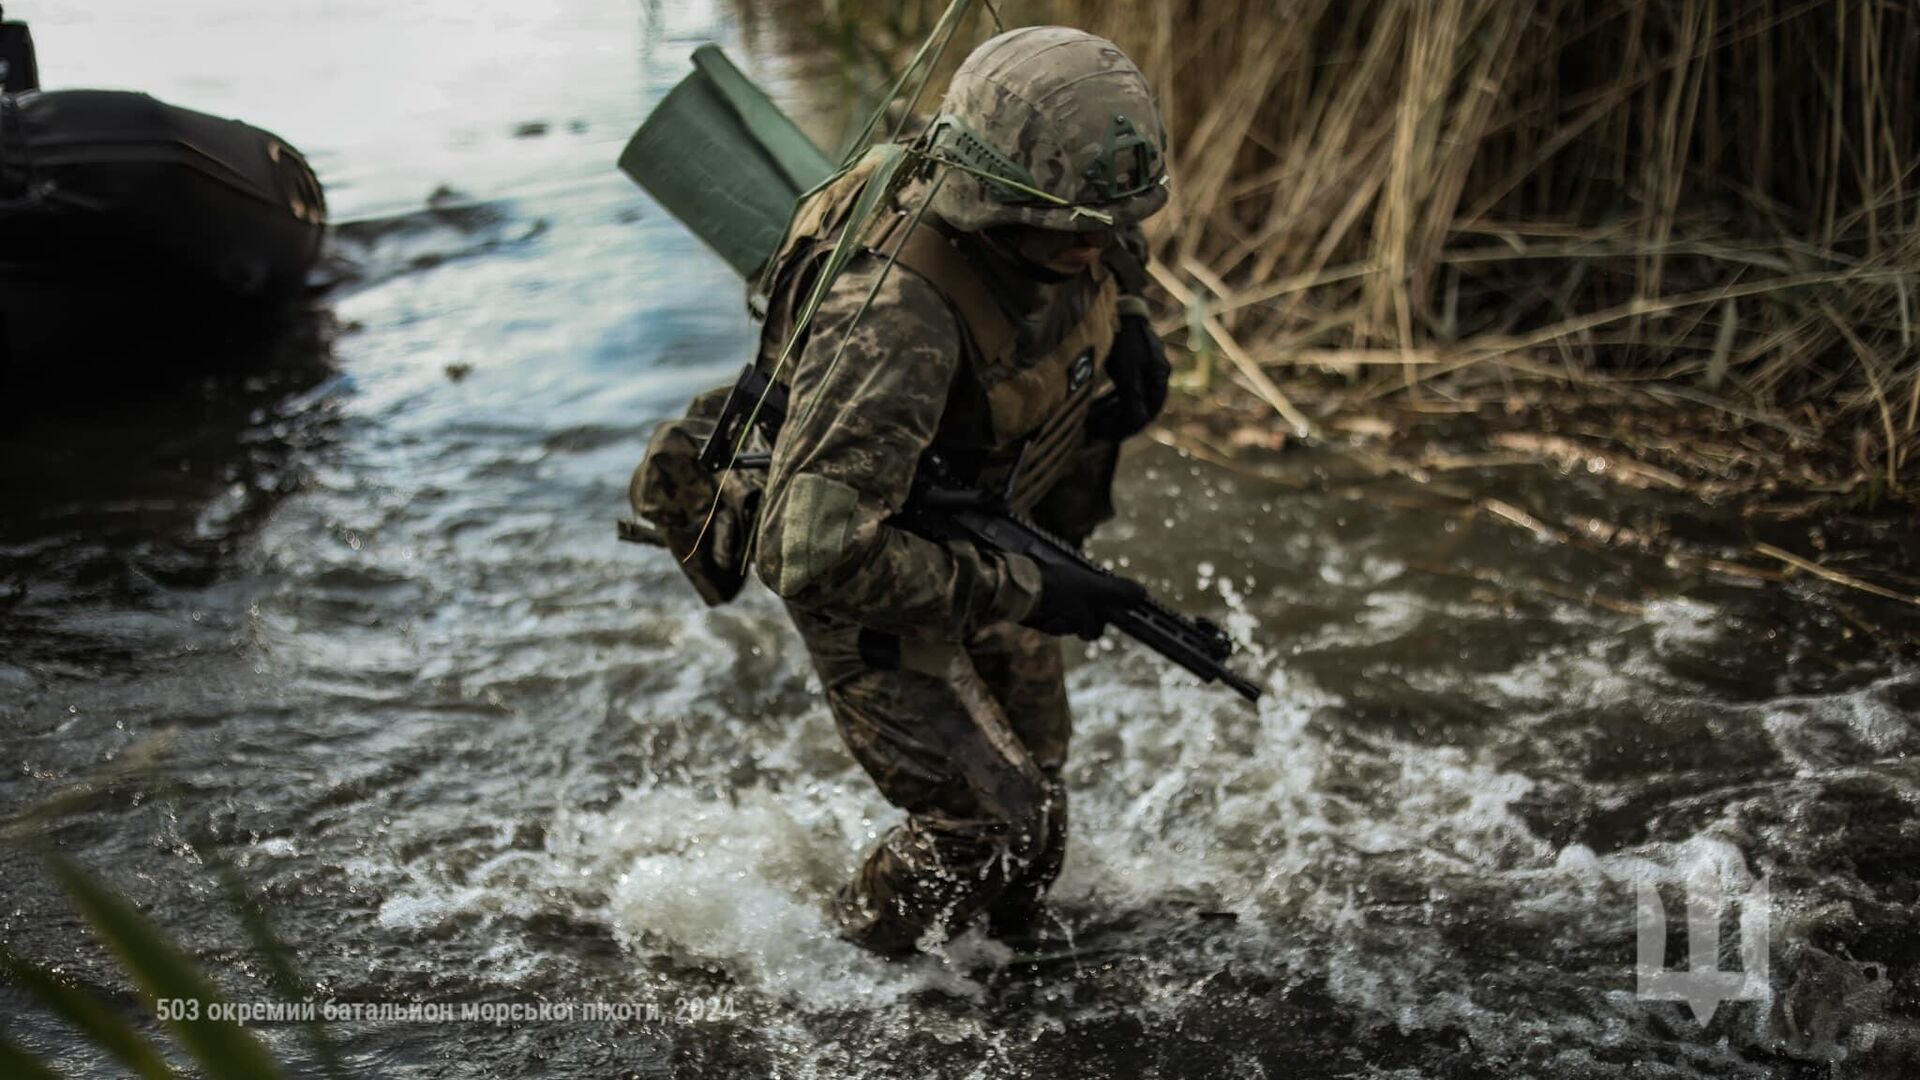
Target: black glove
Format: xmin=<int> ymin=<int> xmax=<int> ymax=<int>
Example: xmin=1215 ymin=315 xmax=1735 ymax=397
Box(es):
xmin=1019 ymin=556 xmax=1148 ymax=641
xmin=1086 ymin=312 xmax=1171 ymax=442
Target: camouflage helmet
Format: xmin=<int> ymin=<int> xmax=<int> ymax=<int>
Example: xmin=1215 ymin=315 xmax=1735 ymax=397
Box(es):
xmin=926 ymin=26 xmax=1169 ymax=233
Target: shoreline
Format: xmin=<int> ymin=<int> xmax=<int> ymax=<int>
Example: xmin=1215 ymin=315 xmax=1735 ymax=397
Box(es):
xmin=1157 ymin=374 xmax=1920 ymax=658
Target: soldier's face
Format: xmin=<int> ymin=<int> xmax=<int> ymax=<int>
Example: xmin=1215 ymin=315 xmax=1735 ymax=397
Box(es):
xmin=1002 ymin=224 xmax=1111 ymax=276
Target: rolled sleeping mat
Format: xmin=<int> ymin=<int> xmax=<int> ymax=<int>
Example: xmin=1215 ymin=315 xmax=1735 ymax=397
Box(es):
xmin=618 ymin=45 xmax=833 ymax=279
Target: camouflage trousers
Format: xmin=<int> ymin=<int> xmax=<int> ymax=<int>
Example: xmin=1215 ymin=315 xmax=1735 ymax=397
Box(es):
xmin=786 ymin=605 xmax=1071 ymax=955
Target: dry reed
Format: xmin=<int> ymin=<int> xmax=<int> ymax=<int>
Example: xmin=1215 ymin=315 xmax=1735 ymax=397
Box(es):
xmin=759 ymin=0 xmax=1920 ymax=504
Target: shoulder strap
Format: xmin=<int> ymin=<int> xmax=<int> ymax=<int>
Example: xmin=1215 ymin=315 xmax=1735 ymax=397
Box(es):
xmin=866 ymin=213 xmax=1018 ymax=367
xmin=1101 ymin=235 xmax=1152 ymax=295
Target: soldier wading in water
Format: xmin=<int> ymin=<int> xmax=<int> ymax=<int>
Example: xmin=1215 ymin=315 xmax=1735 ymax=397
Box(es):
xmin=744 ymin=26 xmax=1177 ymax=957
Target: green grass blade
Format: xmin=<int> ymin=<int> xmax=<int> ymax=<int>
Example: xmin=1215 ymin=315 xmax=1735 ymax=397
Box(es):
xmin=0 ymin=735 xmax=173 ymax=849
xmin=0 ymin=947 xmax=178 ymax=1080
xmin=0 ymin=1031 xmax=67 ymax=1080
xmin=199 ymin=851 xmax=346 ymax=1080
xmin=836 ymin=0 xmax=973 ymax=167
xmin=42 ymin=855 xmax=286 ymax=1080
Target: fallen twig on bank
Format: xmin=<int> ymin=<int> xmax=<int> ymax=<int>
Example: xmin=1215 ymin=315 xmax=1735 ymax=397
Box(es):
xmin=1488 ymin=432 xmax=1690 ymax=491
xmin=1754 ymin=543 xmax=1920 ymax=609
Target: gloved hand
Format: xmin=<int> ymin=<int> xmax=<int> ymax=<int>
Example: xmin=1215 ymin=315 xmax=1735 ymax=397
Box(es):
xmin=1019 ymin=556 xmax=1148 ymax=640
xmin=1086 ymin=312 xmax=1171 ymax=442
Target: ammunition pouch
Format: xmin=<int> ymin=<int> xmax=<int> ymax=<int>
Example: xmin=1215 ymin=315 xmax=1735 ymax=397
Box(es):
xmin=627 ymin=385 xmax=765 ymax=606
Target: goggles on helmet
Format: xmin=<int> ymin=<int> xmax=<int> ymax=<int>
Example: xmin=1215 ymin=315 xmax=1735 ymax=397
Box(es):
xmin=921 ymin=113 xmax=1167 ymax=228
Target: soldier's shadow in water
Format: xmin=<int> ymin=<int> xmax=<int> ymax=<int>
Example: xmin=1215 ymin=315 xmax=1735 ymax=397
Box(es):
xmin=0 ymin=301 xmax=345 ymax=660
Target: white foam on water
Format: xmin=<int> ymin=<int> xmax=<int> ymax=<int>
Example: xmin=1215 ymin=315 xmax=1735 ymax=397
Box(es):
xmin=1047 ymin=647 xmax=1565 ymax=1040
xmin=545 ymin=773 xmax=997 ymax=1006
xmin=251 ymin=836 xmax=299 ymax=859
xmin=1595 ymin=833 xmax=1765 ymax=894
xmin=367 ymin=844 xmax=551 ymax=935
xmin=1350 ymin=591 xmax=1427 ymax=636
xmin=1311 ymin=545 xmax=1408 ymax=589
xmin=1756 ymin=672 xmax=1920 ymax=768
xmin=1479 ymin=628 xmax=1691 ymax=716
xmin=508 ymin=608 xmax=1412 ymax=1014
xmin=332 ymin=525 xmax=1903 ymax=1070
xmin=1641 ymin=596 xmax=1723 ymax=652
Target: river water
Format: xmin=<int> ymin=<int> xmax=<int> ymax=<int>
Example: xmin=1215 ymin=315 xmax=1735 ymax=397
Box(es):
xmin=4 ymin=3 xmax=1917 ymax=1078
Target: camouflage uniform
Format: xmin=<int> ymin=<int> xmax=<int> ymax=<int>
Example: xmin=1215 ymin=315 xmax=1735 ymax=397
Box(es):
xmin=752 ymin=26 xmax=1169 ymax=954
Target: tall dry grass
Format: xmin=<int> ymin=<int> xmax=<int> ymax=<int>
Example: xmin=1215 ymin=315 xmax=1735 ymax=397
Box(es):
xmin=761 ymin=0 xmax=1920 ymax=496
xmin=1052 ymin=0 xmax=1918 ymax=487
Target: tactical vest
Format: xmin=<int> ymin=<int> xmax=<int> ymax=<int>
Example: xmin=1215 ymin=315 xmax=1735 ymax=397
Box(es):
xmin=761 ymin=158 xmax=1118 ymax=513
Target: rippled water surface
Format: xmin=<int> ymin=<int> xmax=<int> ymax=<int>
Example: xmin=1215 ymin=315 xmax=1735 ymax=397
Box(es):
xmin=4 ymin=3 xmax=1918 ymax=1078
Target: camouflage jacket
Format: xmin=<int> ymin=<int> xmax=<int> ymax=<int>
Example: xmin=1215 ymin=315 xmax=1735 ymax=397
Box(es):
xmin=754 ymin=245 xmax=1037 ymax=642
xmin=753 ymin=211 xmax=1141 ymax=642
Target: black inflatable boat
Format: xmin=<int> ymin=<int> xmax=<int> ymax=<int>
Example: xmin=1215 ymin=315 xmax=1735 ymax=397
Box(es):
xmin=1 ymin=88 xmax=326 ymax=295
xmin=0 ymin=13 xmax=327 ymax=378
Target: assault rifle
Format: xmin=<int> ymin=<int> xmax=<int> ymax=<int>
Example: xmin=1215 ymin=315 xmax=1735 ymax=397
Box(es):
xmin=700 ymin=365 xmax=1262 ymax=704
